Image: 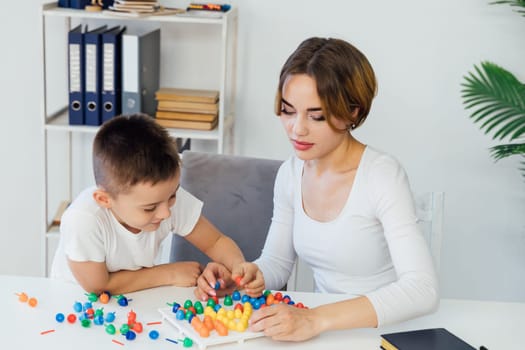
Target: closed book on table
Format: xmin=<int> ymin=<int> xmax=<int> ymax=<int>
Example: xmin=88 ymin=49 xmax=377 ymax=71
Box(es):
xmin=156 ymin=110 xmax=217 ymax=122
xmin=122 ymin=28 xmax=160 ymax=116
xmin=84 ymin=25 xmax=107 ymax=126
xmin=68 ymin=25 xmax=85 ymax=125
xmin=157 ymin=100 xmax=218 ymax=114
xmin=380 ymin=328 xmax=476 ymax=350
xmin=101 ymin=26 xmax=126 ymax=123
xmin=156 ymin=117 xmax=218 ymax=131
xmin=155 ymin=88 xmax=219 ymax=104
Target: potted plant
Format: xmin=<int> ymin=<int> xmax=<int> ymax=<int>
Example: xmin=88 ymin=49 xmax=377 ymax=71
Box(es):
xmin=461 ymin=1 xmax=525 ymax=177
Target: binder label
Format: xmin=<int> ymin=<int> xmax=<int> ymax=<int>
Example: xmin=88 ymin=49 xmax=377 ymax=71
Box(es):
xmin=85 ymin=44 xmax=97 ymax=93
xmin=103 ymin=43 xmax=115 ymax=92
xmin=122 ymin=36 xmax=139 ymax=92
xmin=69 ymin=44 xmax=81 ymax=93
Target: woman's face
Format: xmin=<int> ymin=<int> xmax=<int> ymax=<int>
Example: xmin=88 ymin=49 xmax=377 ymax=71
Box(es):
xmin=279 ymin=74 xmax=348 ymax=161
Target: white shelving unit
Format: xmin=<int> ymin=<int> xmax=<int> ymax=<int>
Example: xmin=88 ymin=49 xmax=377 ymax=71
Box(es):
xmin=39 ymin=2 xmax=238 ymax=276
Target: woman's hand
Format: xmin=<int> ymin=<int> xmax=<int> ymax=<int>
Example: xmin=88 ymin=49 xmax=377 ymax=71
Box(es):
xmin=232 ymin=262 xmax=265 ymax=297
xmin=249 ymin=303 xmax=321 ymax=341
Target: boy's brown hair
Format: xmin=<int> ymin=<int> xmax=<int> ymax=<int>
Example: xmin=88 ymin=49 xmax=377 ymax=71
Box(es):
xmin=93 ymin=114 xmax=180 ymax=196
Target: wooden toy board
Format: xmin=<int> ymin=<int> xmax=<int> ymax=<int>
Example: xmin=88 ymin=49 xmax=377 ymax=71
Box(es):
xmin=158 ymin=307 xmax=264 ymax=350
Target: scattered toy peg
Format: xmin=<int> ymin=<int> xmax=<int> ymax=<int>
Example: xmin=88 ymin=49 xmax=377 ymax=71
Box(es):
xmin=15 ymin=293 xmax=37 ymax=307
xmin=149 ymin=330 xmax=160 ymax=340
xmin=55 ymin=313 xmax=65 ymax=323
xmin=99 ymin=291 xmax=111 ymax=304
xmin=73 ymin=301 xmax=82 ymax=313
xmin=67 ymin=313 xmax=77 ymax=323
xmin=105 ymin=324 xmax=116 ymax=335
xmin=105 ymin=311 xmax=116 ymax=323
xmin=85 ymin=292 xmax=98 ymax=302
xmin=16 ymin=292 xmax=28 ymax=302
xmin=180 ymin=337 xmax=193 ymax=347
xmin=111 ymin=339 xmax=124 ymax=346
xmin=27 ymin=297 xmax=38 ymax=307
xmin=115 ymin=295 xmax=129 ymax=307
xmin=125 ymin=330 xmax=136 ymax=341
xmin=234 ymin=276 xmax=243 ymax=286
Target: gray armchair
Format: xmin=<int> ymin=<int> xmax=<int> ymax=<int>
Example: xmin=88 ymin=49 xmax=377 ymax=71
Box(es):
xmin=169 ymin=151 xmax=283 ymax=265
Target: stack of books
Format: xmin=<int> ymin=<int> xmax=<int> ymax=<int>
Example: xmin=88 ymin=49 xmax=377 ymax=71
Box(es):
xmin=109 ymin=0 xmax=161 ymax=14
xmin=155 ymin=88 xmax=219 ymax=130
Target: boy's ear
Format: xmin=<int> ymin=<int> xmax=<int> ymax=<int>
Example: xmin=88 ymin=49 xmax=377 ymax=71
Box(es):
xmin=93 ymin=188 xmax=112 ymax=209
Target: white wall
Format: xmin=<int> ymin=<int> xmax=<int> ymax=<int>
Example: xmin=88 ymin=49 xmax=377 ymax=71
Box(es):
xmin=0 ymin=1 xmax=44 ymax=277
xmin=0 ymin=0 xmax=524 ymax=301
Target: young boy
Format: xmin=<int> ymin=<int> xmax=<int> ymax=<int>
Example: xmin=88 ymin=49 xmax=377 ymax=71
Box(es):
xmin=50 ymin=114 xmax=262 ymax=296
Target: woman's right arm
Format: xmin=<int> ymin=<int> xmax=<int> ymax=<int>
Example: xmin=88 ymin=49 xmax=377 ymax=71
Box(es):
xmin=253 ymin=158 xmax=298 ymax=290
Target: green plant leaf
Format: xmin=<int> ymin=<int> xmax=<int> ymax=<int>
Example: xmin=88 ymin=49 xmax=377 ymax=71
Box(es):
xmin=461 ymin=61 xmax=525 ymax=141
xmin=489 ymin=145 xmax=525 ymax=178
xmin=489 ymin=143 xmax=525 ymax=160
xmin=491 ymin=1 xmax=525 ymax=16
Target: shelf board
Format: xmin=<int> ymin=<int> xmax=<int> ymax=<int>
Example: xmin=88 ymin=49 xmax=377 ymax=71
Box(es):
xmin=45 ymin=110 xmax=222 ymax=140
xmin=42 ymin=3 xmax=235 ymax=25
xmin=46 ymin=225 xmax=60 ymax=236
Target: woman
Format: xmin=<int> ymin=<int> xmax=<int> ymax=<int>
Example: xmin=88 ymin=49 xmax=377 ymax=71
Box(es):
xmin=246 ymin=37 xmax=438 ymax=341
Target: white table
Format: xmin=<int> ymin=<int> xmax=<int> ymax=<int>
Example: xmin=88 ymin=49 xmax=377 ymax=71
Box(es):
xmin=1 ymin=275 xmax=522 ymax=349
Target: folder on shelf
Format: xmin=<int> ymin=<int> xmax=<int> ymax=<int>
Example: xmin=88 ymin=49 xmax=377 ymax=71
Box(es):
xmin=84 ymin=25 xmax=108 ymax=126
xmin=122 ymin=28 xmax=160 ymax=117
xmin=101 ymin=26 xmax=126 ymax=124
xmin=68 ymin=24 xmax=85 ymax=125
xmin=58 ymin=0 xmax=70 ymax=8
xmin=70 ymin=0 xmax=90 ymax=9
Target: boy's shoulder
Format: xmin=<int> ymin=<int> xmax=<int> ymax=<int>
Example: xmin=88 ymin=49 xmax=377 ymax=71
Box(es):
xmin=64 ymin=186 xmax=105 ymax=220
xmin=69 ymin=186 xmax=98 ymax=209
xmin=61 ymin=186 xmax=112 ymax=234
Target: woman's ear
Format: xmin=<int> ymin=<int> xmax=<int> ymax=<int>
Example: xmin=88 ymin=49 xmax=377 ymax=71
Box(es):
xmin=350 ymin=107 xmax=361 ymax=129
xmin=93 ymin=188 xmax=112 ymax=209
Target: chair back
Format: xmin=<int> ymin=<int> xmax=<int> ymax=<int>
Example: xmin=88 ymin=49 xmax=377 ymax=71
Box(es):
xmin=414 ymin=191 xmax=445 ymax=272
xmin=169 ymin=151 xmax=283 ymax=265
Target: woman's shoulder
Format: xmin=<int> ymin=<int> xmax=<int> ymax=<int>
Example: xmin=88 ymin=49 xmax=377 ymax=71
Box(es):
xmin=360 ymin=146 xmax=410 ymax=192
xmin=362 ymin=146 xmax=405 ymax=175
xmin=277 ymin=154 xmax=304 ymax=177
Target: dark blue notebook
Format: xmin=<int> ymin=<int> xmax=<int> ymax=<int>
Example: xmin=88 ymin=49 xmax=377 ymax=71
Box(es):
xmin=380 ymin=328 xmax=476 ymax=350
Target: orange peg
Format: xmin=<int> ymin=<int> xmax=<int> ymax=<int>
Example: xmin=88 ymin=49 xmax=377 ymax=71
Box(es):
xmin=28 ymin=297 xmax=38 ymax=307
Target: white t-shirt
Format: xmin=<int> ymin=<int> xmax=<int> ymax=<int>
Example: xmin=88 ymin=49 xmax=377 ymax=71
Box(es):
xmin=50 ymin=186 xmax=203 ymax=284
xmin=254 ymin=146 xmax=439 ymax=325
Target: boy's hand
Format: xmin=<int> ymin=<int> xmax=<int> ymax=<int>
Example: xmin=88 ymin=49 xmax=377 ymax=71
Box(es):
xmin=232 ymin=262 xmax=265 ymax=297
xmin=169 ymin=261 xmax=203 ymax=287
xmin=194 ymin=262 xmax=235 ymax=301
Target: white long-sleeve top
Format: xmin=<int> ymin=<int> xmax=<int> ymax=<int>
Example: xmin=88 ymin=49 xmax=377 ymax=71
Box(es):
xmin=254 ymin=146 xmax=439 ymax=326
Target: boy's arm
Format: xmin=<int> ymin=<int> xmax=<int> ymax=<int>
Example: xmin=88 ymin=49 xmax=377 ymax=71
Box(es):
xmin=186 ymin=215 xmax=267 ymax=299
xmin=184 ymin=215 xmax=246 ymax=270
xmin=68 ymin=259 xmax=202 ymax=295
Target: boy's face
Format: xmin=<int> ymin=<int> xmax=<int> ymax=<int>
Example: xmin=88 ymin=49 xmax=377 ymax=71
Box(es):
xmin=95 ymin=174 xmax=180 ymax=234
